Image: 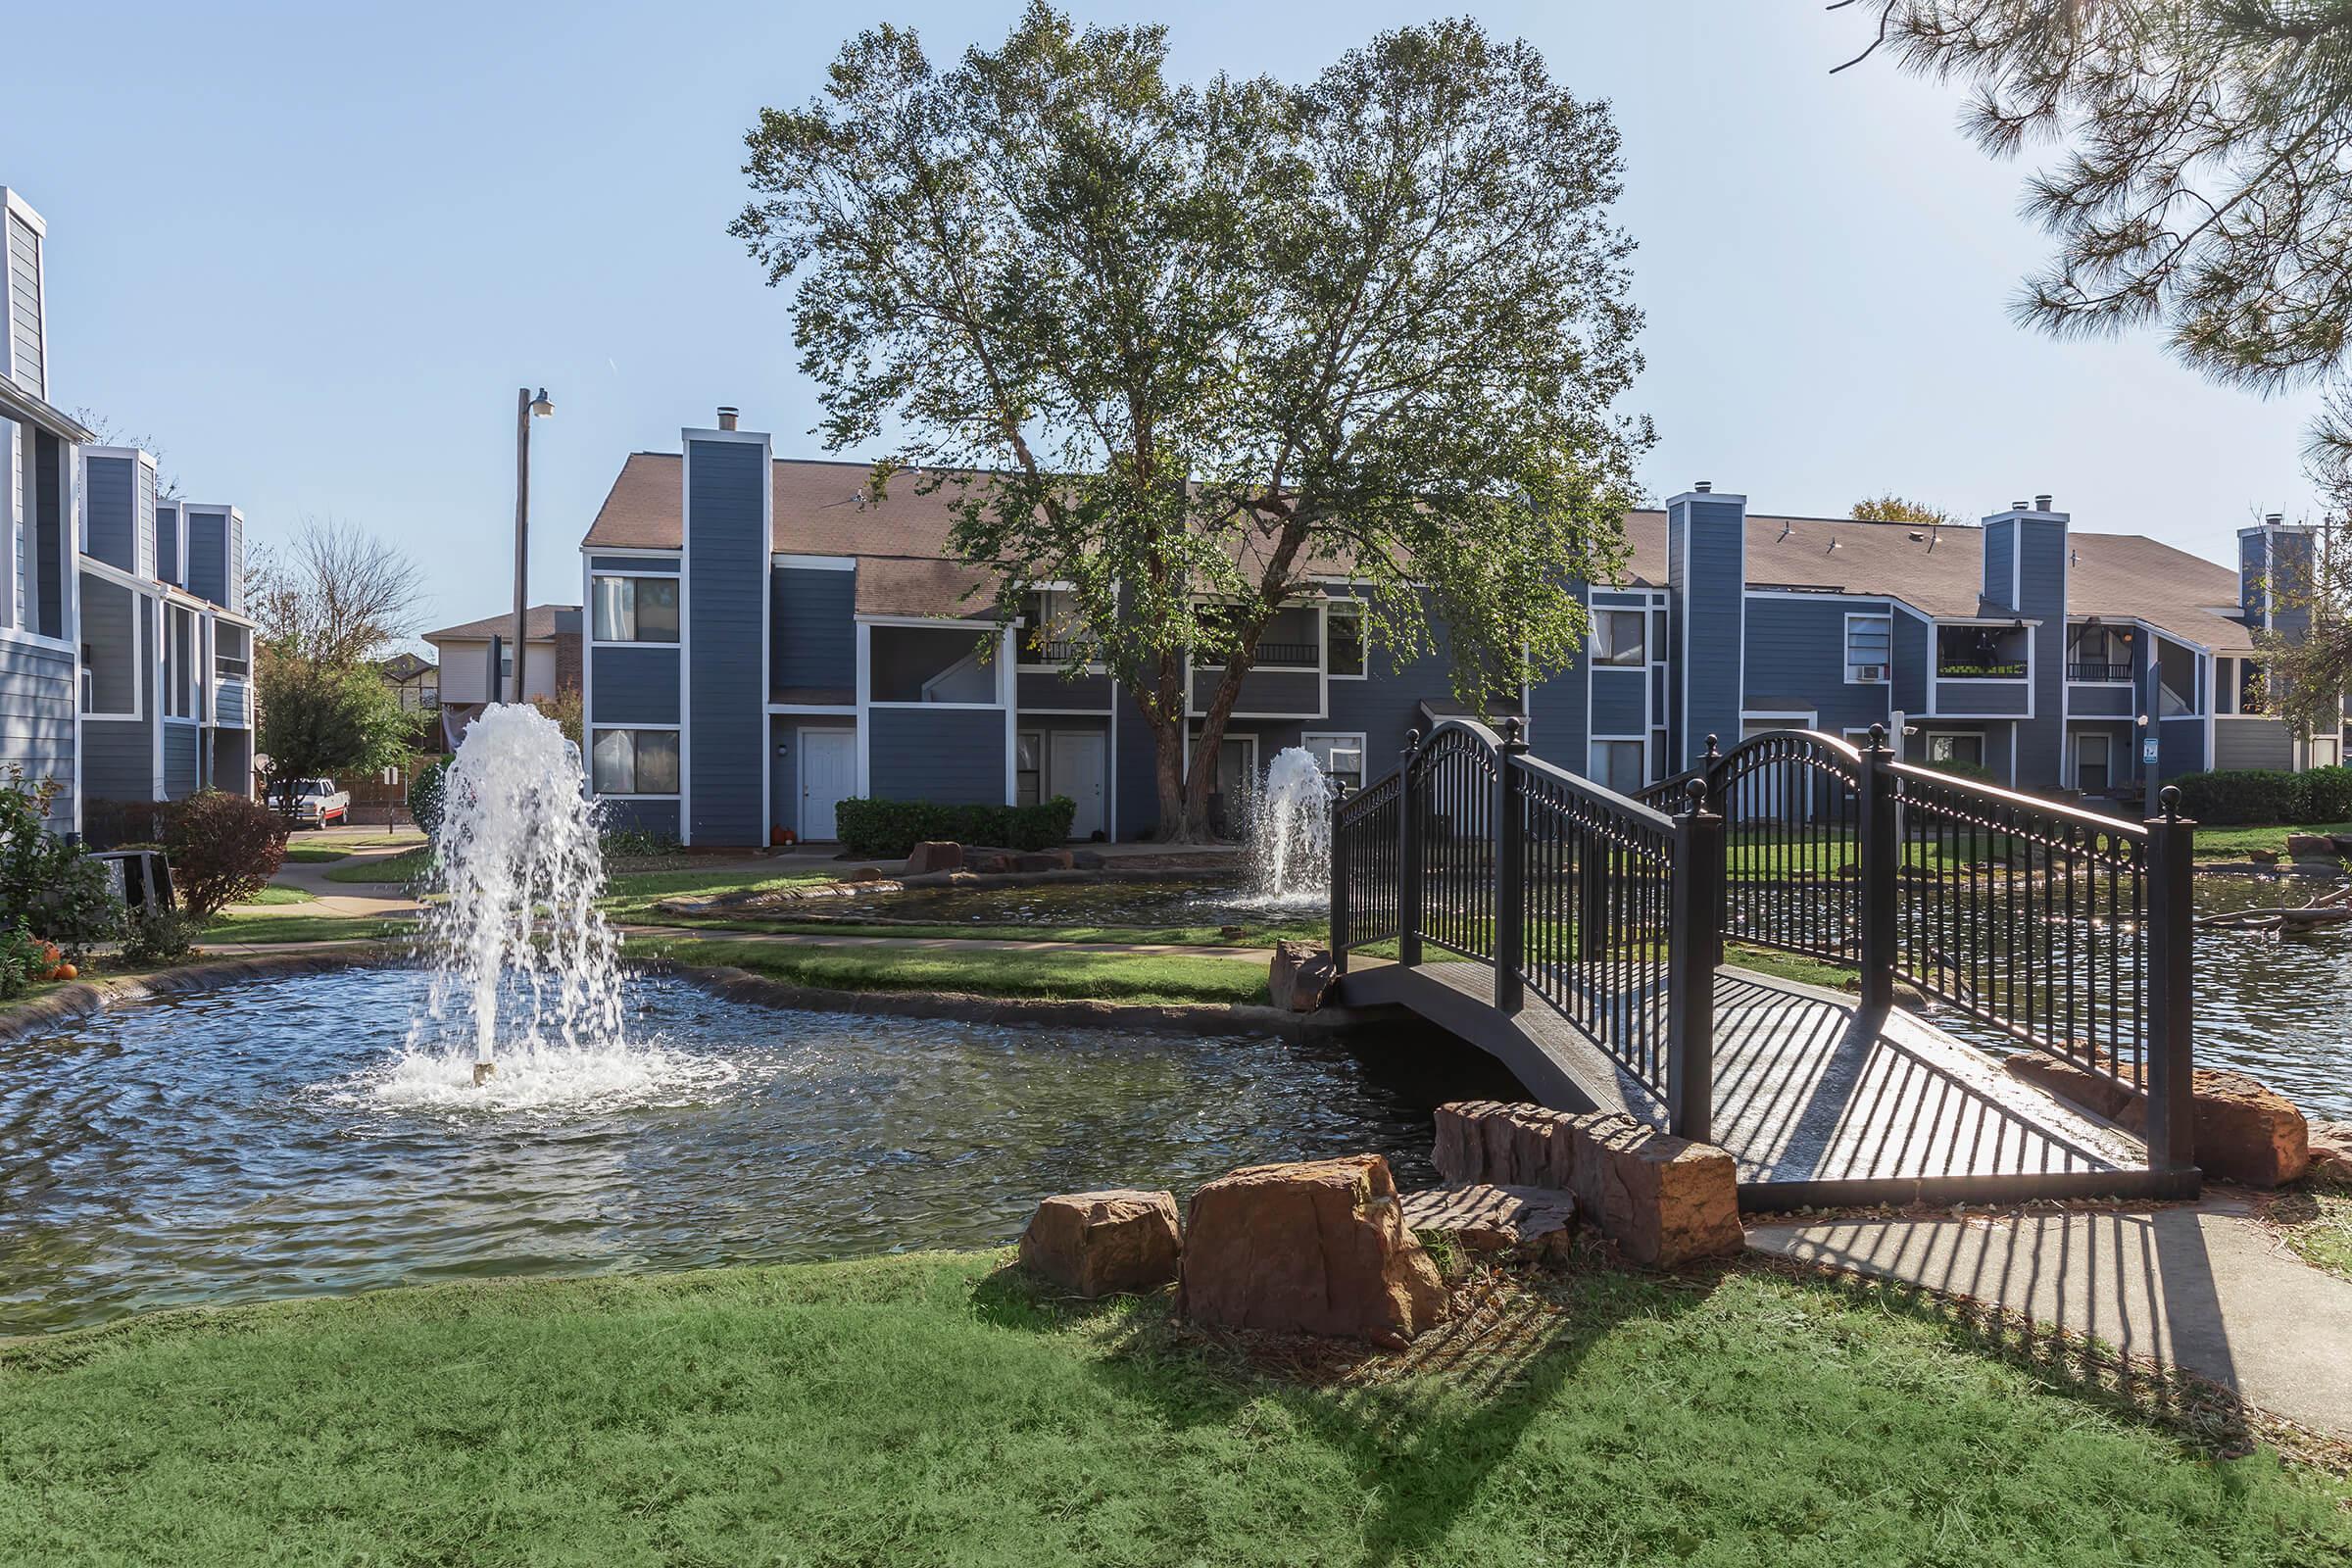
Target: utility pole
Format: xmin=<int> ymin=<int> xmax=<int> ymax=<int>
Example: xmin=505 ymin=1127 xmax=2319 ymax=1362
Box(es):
xmin=512 ymin=386 xmax=554 ymax=703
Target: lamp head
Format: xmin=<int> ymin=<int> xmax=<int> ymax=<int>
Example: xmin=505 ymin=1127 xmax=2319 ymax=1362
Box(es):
xmin=529 ymin=388 xmax=554 ymax=418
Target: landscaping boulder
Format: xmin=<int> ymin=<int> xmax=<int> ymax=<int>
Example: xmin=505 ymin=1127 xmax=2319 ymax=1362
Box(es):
xmin=1433 ymin=1102 xmax=1742 ymax=1267
xmin=1400 ymin=1184 xmax=1578 ymax=1263
xmin=2332 ymin=835 xmax=2352 ymax=857
xmin=1267 ymin=941 xmax=1337 ymax=1013
xmin=2286 ymin=833 xmax=2339 ymax=861
xmin=905 ymin=841 xmax=964 ymax=875
xmin=2308 ymin=1119 xmax=2352 ymax=1188
xmin=1010 ymin=849 xmax=1075 ymax=872
xmin=1071 ymin=849 xmax=1106 ymax=870
xmin=1019 ymin=1189 xmax=1183 ymax=1298
xmin=844 ymin=865 xmax=886 ymax=882
xmin=2001 ymin=1055 xmax=2310 ymax=1187
xmin=2248 ymin=848 xmax=2281 ymax=865
xmin=1178 ymin=1154 xmax=1446 ymax=1345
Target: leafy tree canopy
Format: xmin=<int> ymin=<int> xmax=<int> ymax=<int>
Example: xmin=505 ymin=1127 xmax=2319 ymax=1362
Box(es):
xmin=1850 ymin=493 xmax=1959 ymax=527
xmin=734 ymin=4 xmax=1651 ymax=836
xmin=255 ymin=653 xmax=413 ymax=813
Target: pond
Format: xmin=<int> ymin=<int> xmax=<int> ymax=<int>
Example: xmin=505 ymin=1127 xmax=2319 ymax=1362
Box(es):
xmin=0 ymin=968 xmax=1512 ymax=1335
xmin=2189 ymin=872 xmax=2352 ymax=1121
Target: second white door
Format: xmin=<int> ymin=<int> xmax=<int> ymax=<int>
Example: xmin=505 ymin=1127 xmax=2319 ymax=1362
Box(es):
xmin=799 ymin=728 xmax=858 ymax=841
xmin=1049 ymin=731 xmax=1106 ymax=840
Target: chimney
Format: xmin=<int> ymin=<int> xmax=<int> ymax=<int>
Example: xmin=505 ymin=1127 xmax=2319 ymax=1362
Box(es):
xmin=2034 ymin=493 xmax=2052 ymax=512
xmin=716 ymin=405 xmax=740 ymax=431
xmin=2266 ymin=511 xmax=2284 ymax=526
xmin=2010 ymin=500 xmax=2029 ymax=512
xmin=1694 ymin=480 xmax=1712 ymax=493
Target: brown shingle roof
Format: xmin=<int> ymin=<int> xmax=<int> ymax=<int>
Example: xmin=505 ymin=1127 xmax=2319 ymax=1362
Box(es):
xmin=586 ymin=454 xmax=2256 ymax=647
xmin=425 ymin=604 xmax=578 ymax=644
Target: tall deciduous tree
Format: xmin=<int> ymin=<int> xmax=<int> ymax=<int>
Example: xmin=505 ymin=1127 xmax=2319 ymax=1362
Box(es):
xmin=248 ymin=517 xmax=425 ymax=668
xmin=254 ymin=653 xmax=412 ymax=815
xmin=734 ymin=5 xmax=1651 ymax=839
xmin=1850 ymin=494 xmax=1959 ymax=528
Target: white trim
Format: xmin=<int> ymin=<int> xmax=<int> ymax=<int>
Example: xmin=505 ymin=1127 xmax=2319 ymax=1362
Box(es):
xmin=773 ymin=553 xmax=856 ymax=571
xmin=0 ymin=622 xmax=72 ymax=656
xmin=1001 ymin=626 xmax=1018 ymax=805
xmin=586 ymin=724 xmax=683 ymax=799
xmin=867 ymin=700 xmax=1004 ymax=711
xmin=1740 ymin=709 xmax=1818 ymax=723
xmin=1020 ymin=706 xmax=1114 ymax=716
xmin=1841 ymin=610 xmax=1892 ymax=685
xmin=1300 ymin=729 xmax=1368 ymax=788
xmin=853 ymin=621 xmax=872 ymax=796
xmin=758 ymin=428 xmax=775 ymax=844
xmin=856 ymin=612 xmax=996 ymax=630
xmin=765 ymin=702 xmax=857 ymax=716
xmin=579 ymin=547 xmax=594 ymax=777
xmin=676 ymin=440 xmax=694 ymax=843
xmin=584 ymin=545 xmax=682 ymax=558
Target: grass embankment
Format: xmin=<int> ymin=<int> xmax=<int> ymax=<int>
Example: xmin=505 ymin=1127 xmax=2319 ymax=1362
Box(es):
xmin=648 ymin=913 xmax=1327 ymax=947
xmin=2193 ymin=822 xmax=2352 ymax=861
xmin=0 ymin=1252 xmax=2343 ymax=1565
xmin=623 ymin=933 xmax=1268 ymax=1006
xmin=277 ymin=844 xmax=350 ymax=864
xmin=2264 ymin=1179 xmax=2352 ymax=1285
xmin=238 ymin=885 xmax=313 ymax=906
xmin=197 ymin=912 xmax=411 ymax=946
xmin=322 ymin=845 xmax=433 ymax=885
xmin=1723 ymin=942 xmax=1859 ymax=993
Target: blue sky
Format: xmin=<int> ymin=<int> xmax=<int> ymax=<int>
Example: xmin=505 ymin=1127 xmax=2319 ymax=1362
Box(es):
xmin=3 ymin=2 xmax=2325 ymax=641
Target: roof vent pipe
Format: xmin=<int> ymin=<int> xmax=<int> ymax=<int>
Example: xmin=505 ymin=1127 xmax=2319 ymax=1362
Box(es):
xmin=716 ymin=406 xmax=740 ymax=431
xmin=1694 ymin=480 xmax=1711 ymax=493
xmin=2034 ymin=494 xmax=2052 ymax=511
xmin=2266 ymin=511 xmax=2285 ymax=526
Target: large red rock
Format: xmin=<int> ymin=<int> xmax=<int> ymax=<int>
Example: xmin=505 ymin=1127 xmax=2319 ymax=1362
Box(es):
xmin=2002 ymin=1055 xmax=2310 ymax=1187
xmin=2286 ymin=833 xmax=2340 ymax=861
xmin=904 ymin=841 xmax=964 ymax=875
xmin=1178 ymin=1154 xmax=1446 ymax=1344
xmin=1018 ymin=1189 xmax=1182 ymax=1298
xmin=1400 ymin=1184 xmax=1578 ymax=1263
xmin=1267 ymin=941 xmax=1337 ymax=1013
xmin=2308 ymin=1119 xmax=2352 ymax=1188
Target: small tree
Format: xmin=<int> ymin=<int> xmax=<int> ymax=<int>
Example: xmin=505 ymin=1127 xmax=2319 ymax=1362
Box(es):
xmin=160 ymin=791 xmax=290 ymax=918
xmin=736 ymin=7 xmax=1651 ymax=839
xmin=247 ymin=517 xmax=425 ymax=667
xmin=1850 ymin=494 xmax=1958 ymax=529
xmin=532 ymin=682 xmax=583 ymax=747
xmin=255 ymin=652 xmax=413 ymax=815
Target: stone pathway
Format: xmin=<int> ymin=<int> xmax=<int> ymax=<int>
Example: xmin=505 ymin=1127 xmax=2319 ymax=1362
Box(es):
xmin=1747 ymin=1194 xmax=2352 ymax=1437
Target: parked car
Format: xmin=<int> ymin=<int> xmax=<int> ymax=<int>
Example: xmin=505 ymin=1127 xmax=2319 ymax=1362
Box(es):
xmin=288 ymin=778 xmax=352 ymax=828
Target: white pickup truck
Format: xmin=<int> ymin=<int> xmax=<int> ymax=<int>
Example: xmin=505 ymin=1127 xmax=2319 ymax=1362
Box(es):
xmin=288 ymin=777 xmax=352 ymax=828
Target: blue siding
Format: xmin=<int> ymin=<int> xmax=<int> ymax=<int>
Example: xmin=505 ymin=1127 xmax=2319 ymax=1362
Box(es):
xmin=2239 ymin=532 xmax=2266 ymax=623
xmin=0 ymin=636 xmax=77 ymax=831
xmin=1114 ymin=680 xmax=1157 ymax=840
xmin=591 ymin=645 xmax=680 ymax=725
xmin=1891 ymin=613 xmax=1928 ymax=713
xmin=1018 ymin=670 xmax=1113 ymax=710
xmin=598 ymin=798 xmax=681 ymax=839
xmin=1667 ymin=498 xmax=1743 ymax=774
xmin=2015 ymin=517 xmax=2068 ymax=789
xmin=1191 ymin=665 xmax=1320 ymax=715
xmin=685 ymin=438 xmax=767 ymax=844
xmin=1983 ymin=524 xmax=2014 ymax=611
xmin=2069 ymin=684 xmax=2132 ymax=717
xmin=1325 ymin=588 xmax=1468 ymax=762
xmin=81 ymin=719 xmax=152 ymax=802
xmin=1935 ymin=679 xmax=2030 ymax=716
xmin=591 ymin=554 xmax=678 ymax=575
xmin=163 ymin=724 xmax=200 ymax=800
xmin=187 ymin=509 xmax=231 ymax=608
xmin=2158 ymin=716 xmax=2206 ymax=780
xmin=1590 ymin=669 xmax=1644 ymax=736
xmin=1742 ymin=596 xmax=1891 ymax=736
xmin=157 ymin=502 xmax=178 ymax=583
xmin=869 ymin=707 xmax=1004 ymax=804
xmin=84 ymin=456 xmax=136 ymax=571
xmin=770 ymin=565 xmax=855 ymax=695
xmin=2270 ymin=530 xmax=2315 ymax=643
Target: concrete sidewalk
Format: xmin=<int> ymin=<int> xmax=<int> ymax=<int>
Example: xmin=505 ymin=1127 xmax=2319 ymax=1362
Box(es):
xmin=259 ymin=844 xmax=423 ymax=918
xmin=1748 ymin=1195 xmax=2352 ymax=1438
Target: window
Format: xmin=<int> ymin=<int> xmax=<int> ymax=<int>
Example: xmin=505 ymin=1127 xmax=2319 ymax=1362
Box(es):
xmin=591 ymin=728 xmax=680 ymax=795
xmin=1302 ymin=732 xmax=1365 ymax=791
xmin=2239 ymin=660 xmax=2268 ymax=715
xmin=2313 ymin=735 xmax=2342 ymax=770
xmin=1326 ymin=602 xmax=1365 ymax=677
xmin=1845 ymin=614 xmax=1890 ymax=683
xmin=1590 ymin=739 xmax=1642 ymax=794
xmin=1927 ymin=732 xmax=1984 ymax=768
xmin=1017 ymin=589 xmax=1093 ymax=665
xmin=1015 ymin=731 xmax=1042 ymax=807
xmin=592 ymin=575 xmax=680 ymax=643
xmin=1592 ymin=609 xmax=1644 ymax=666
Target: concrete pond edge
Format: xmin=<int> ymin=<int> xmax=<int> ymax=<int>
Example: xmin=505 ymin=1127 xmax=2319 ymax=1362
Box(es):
xmin=0 ymin=948 xmax=386 ymax=1045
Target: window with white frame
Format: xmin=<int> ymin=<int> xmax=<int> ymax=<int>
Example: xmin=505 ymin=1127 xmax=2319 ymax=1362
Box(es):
xmin=591 ymin=575 xmax=679 ymax=643
xmin=1845 ymin=614 xmax=1891 ymax=683
xmin=591 ymin=728 xmax=680 ymax=795
xmin=1015 ymin=731 xmax=1043 ymax=806
xmin=1926 ymin=732 xmax=1984 ymax=769
xmin=1326 ymin=601 xmax=1366 ymax=677
xmin=1301 ymin=731 xmax=1365 ymax=790
xmin=1016 ymin=589 xmax=1094 ymax=665
xmin=1589 ymin=739 xmax=1642 ymax=794
xmin=1592 ymin=609 xmax=1644 ymax=666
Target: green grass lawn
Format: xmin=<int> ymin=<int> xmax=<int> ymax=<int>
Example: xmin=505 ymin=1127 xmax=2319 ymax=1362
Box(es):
xmin=1723 ymin=942 xmax=1860 ymax=993
xmin=2193 ymin=821 xmax=2352 ymax=860
xmin=640 ymin=913 xmax=1328 ymax=947
xmin=0 ymin=1251 xmax=2342 ymax=1566
xmin=322 ymin=845 xmax=434 ymax=885
xmin=199 ymin=911 xmax=411 ymax=945
xmin=237 ymin=884 xmax=314 ymax=906
xmin=625 ymin=933 xmax=1268 ymax=1005
xmin=596 ymin=867 xmax=841 ymax=921
xmin=2266 ymin=1182 xmax=2352 ymax=1285
xmin=277 ymin=844 xmax=351 ymax=864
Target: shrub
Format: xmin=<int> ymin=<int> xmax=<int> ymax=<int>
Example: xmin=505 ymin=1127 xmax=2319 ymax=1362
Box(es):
xmin=161 ymin=790 xmax=291 ymax=918
xmin=1923 ymin=757 xmax=1999 ymax=785
xmin=409 ymin=757 xmax=453 ymax=836
xmin=600 ymin=826 xmax=683 ymax=858
xmin=2302 ymin=764 xmax=2352 ymax=822
xmin=832 ymin=797 xmax=1079 ymax=858
xmin=2169 ymin=768 xmax=2312 ymax=825
xmin=0 ymin=921 xmax=45 ymax=1000
xmin=121 ymin=906 xmax=202 ymax=968
xmin=0 ymin=768 xmax=122 ymax=955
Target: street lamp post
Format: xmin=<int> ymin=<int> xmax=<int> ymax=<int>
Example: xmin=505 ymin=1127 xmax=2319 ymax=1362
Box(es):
xmin=512 ymin=386 xmax=555 ymax=704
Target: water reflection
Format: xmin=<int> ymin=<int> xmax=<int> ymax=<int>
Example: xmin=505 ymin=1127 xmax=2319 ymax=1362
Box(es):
xmin=2188 ymin=873 xmax=2352 ymax=1119
xmin=0 ymin=969 xmax=1512 ymax=1333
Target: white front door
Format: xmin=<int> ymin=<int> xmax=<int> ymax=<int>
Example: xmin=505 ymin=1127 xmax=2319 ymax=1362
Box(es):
xmin=799 ymin=728 xmax=858 ymax=841
xmin=1049 ymin=731 xmax=1106 ymax=840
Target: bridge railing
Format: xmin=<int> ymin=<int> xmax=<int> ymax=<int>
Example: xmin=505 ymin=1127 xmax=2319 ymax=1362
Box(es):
xmin=1334 ymin=717 xmax=1723 ymax=1139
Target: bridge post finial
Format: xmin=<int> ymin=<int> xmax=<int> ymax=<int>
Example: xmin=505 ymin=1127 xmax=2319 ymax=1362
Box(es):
xmin=1499 ymin=716 xmax=1527 ymax=752
xmin=1403 ymin=727 xmax=1421 ymax=760
xmin=1867 ymin=721 xmax=1888 ymax=754
xmin=1704 ymin=733 xmax=1719 ymax=763
xmin=2160 ymin=783 xmax=2181 ymax=821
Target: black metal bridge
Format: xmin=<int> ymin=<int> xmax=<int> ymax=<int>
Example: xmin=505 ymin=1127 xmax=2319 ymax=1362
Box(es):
xmin=1330 ymin=720 xmax=2200 ymax=1210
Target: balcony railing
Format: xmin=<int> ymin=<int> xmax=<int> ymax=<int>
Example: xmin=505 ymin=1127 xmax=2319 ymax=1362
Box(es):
xmin=1937 ymin=662 xmax=2026 ymax=679
xmin=2069 ymin=662 xmax=2131 ymax=682
xmin=1252 ymin=641 xmax=1319 ymax=666
xmin=1017 ymin=639 xmax=1100 ymax=667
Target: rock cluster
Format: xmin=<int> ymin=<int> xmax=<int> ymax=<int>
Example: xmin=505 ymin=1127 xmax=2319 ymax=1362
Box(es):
xmin=1433 ymin=1101 xmax=1743 ymax=1267
xmin=1267 ymin=941 xmax=1336 ymax=1012
xmin=1398 ymin=1184 xmax=1578 ymax=1263
xmin=2001 ymin=1054 xmax=2310 ymax=1187
xmin=2309 ymin=1119 xmax=2352 ymax=1187
xmin=904 ymin=841 xmax=1080 ymax=876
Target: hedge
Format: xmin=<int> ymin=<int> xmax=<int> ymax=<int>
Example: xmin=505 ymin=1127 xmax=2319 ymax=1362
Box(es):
xmin=832 ymin=797 xmax=1078 ymax=858
xmin=2169 ymin=764 xmax=2352 ymax=825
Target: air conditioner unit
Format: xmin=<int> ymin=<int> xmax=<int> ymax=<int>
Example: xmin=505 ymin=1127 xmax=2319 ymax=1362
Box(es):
xmin=1852 ymin=663 xmax=1887 ymax=681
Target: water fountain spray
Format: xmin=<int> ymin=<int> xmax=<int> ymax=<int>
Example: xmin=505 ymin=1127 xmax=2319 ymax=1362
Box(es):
xmin=411 ymin=705 xmax=629 ymax=1084
xmin=1244 ymin=746 xmax=1335 ymax=906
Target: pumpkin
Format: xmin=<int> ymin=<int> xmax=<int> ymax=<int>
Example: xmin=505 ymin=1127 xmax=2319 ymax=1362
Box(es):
xmin=53 ymin=963 xmax=75 ymax=981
